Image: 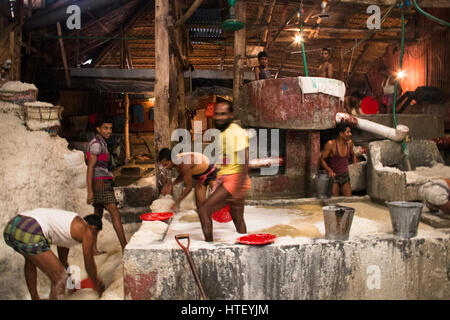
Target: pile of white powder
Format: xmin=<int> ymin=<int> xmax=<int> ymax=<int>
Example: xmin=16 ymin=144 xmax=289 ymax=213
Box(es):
xmin=0 ymin=81 xmax=37 ymax=92
xmin=0 ymin=98 xmax=94 ymax=299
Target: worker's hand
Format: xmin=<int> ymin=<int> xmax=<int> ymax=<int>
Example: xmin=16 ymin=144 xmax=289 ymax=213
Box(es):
xmin=161 ymin=183 xmax=173 ymax=196
xmin=87 ymin=192 xmax=94 ymax=205
xmin=93 ymin=279 xmax=105 ymax=297
xmin=170 ymin=201 xmax=179 ymax=212
xmin=327 ymin=170 xmax=336 ymax=178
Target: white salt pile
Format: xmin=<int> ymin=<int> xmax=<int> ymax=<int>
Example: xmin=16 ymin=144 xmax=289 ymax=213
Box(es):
xmin=0 ymin=96 xmax=134 ymax=300
xmin=0 ymin=81 xmax=37 ymax=92
xmin=150 ymin=195 xmax=176 ymax=213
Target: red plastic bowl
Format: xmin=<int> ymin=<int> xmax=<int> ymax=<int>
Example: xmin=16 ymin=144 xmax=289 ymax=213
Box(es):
xmin=236 ymin=233 xmax=277 ymax=245
xmin=212 ymin=205 xmax=232 ymax=223
xmin=80 ymin=278 xmax=94 ymax=289
xmin=360 ymin=96 xmax=379 ymax=114
xmin=140 ymin=212 xmax=174 ymax=221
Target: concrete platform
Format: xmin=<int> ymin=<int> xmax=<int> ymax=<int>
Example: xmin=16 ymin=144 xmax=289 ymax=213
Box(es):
xmin=123 ymin=199 xmax=449 ymax=300
xmin=367 ymin=139 xmax=449 ymax=202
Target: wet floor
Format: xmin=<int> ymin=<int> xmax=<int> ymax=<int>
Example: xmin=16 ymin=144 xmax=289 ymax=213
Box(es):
xmin=164 ymin=201 xmax=439 ymax=245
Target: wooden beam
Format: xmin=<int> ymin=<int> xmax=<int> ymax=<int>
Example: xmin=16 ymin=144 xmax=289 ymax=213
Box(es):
xmin=233 ymin=0 xmax=246 ymax=107
xmin=335 ymin=0 xmax=450 ymax=7
xmin=17 ymin=40 xmax=52 ymax=63
xmin=87 ymin=11 xmax=111 ymax=34
xmin=124 ymin=93 xmax=130 ymax=160
xmin=175 ymin=0 xmax=204 ymax=28
xmin=155 ymin=0 xmax=171 ymax=191
xmin=94 ymin=0 xmax=152 ymax=67
xmin=347 ymin=43 xmax=370 ymax=83
xmin=284 ymin=27 xmax=403 ymax=33
xmin=56 ymin=22 xmax=71 ymax=87
xmin=263 ymin=0 xmax=277 ymax=47
xmin=167 ymin=16 xmax=189 ymax=70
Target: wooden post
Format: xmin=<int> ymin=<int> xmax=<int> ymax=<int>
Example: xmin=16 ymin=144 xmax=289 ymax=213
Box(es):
xmin=233 ymin=0 xmax=246 ymax=109
xmin=56 ymin=22 xmax=71 ymax=87
xmin=124 ymin=93 xmax=131 ymax=160
xmin=155 ymin=0 xmax=171 ymax=191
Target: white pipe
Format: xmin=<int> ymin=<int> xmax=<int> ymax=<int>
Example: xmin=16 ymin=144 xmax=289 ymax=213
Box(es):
xmin=336 ymin=113 xmax=409 ymax=142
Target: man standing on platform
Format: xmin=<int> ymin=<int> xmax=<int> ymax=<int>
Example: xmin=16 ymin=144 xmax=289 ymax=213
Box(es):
xmin=198 ymin=101 xmax=251 ymax=241
xmin=320 ymin=122 xmax=358 ymax=196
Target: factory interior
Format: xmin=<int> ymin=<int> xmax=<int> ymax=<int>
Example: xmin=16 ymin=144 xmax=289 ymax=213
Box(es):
xmin=0 ymin=0 xmax=449 ymax=302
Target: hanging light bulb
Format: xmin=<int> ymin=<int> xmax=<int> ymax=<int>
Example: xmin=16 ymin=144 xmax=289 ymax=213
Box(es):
xmin=295 ymin=34 xmax=303 ymax=43
xmin=397 ymin=70 xmax=406 ymax=79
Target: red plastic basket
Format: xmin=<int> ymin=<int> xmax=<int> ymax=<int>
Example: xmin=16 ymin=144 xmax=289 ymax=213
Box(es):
xmin=140 ymin=212 xmax=174 ymax=221
xmin=236 ymin=233 xmax=276 ymax=245
xmin=212 ymin=205 xmax=232 ymax=223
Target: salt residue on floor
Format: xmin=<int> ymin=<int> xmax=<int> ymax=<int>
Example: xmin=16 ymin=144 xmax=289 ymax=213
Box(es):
xmin=161 ymin=201 xmax=443 ymax=249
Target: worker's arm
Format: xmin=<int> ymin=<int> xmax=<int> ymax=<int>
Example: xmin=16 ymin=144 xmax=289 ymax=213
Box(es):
xmin=86 ymin=153 xmax=97 ymax=205
xmin=349 ymin=140 xmax=358 ymax=164
xmin=254 ymin=67 xmax=261 ymax=80
xmin=78 ymin=222 xmax=104 ymax=296
xmin=57 ymin=246 xmax=70 ymax=270
xmin=320 ymin=141 xmax=336 ymax=178
xmin=161 ymin=173 xmax=184 ymax=195
xmin=172 ymin=164 xmax=193 ymax=209
xmin=328 ymin=63 xmax=334 ymax=79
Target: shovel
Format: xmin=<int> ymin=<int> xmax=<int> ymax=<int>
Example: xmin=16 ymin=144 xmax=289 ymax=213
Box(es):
xmin=175 ymin=234 xmax=207 ymax=300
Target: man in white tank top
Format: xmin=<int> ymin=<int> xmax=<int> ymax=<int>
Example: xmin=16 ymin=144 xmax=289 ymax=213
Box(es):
xmin=3 ymin=208 xmax=105 ymax=300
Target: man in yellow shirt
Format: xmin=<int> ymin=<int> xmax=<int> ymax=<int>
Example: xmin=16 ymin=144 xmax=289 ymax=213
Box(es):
xmin=198 ymin=101 xmax=251 ymax=242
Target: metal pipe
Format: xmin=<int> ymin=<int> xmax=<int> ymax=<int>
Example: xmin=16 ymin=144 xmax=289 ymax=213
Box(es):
xmin=23 ymin=0 xmax=133 ymax=32
xmin=335 ymin=112 xmax=409 ymax=142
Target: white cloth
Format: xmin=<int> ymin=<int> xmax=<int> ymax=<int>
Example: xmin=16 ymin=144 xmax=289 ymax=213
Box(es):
xmin=382 ymin=75 xmax=395 ymax=95
xmin=297 ymin=76 xmax=346 ymax=102
xmin=20 ymin=208 xmax=79 ymax=248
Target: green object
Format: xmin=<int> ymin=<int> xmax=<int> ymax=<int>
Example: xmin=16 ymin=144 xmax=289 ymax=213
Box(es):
xmin=300 ymin=24 xmax=308 ymax=77
xmin=413 ymin=0 xmax=450 ymax=28
xmin=222 ymin=0 xmax=244 ymax=31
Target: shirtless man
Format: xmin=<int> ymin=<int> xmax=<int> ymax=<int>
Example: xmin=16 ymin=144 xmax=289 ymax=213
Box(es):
xmin=159 ymin=149 xmax=218 ymax=211
xmin=254 ymin=51 xmax=272 ymax=80
xmin=3 ymin=209 xmax=105 ymax=299
xmin=317 ymin=48 xmax=334 ymax=79
xmin=320 ymin=123 xmax=358 ymax=196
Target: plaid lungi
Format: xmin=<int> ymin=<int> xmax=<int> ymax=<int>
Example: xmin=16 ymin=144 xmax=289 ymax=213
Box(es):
xmin=3 ymin=215 xmax=51 ymax=255
xmin=93 ymin=179 xmax=118 ymax=206
xmin=332 ymin=172 xmax=350 ymax=186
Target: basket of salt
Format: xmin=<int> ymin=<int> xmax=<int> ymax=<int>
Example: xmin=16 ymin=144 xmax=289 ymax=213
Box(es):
xmin=0 ymin=81 xmax=38 ymax=105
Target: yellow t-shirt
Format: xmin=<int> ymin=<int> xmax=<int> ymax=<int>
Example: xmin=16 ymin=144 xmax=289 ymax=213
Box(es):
xmin=217 ymin=123 xmax=249 ymax=176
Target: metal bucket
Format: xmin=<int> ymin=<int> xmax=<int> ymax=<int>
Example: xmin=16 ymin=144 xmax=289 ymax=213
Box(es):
xmin=322 ymin=205 xmax=355 ymax=240
xmin=386 ymin=201 xmax=423 ymax=239
xmin=316 ymin=173 xmax=332 ymax=199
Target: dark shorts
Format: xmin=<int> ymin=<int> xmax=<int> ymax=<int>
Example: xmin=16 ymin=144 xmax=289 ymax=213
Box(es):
xmin=93 ymin=179 xmax=118 ymax=206
xmin=193 ymin=164 xmax=218 ymax=187
xmin=332 ymin=172 xmax=350 ymax=186
xmin=3 ymin=215 xmax=51 ymax=256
